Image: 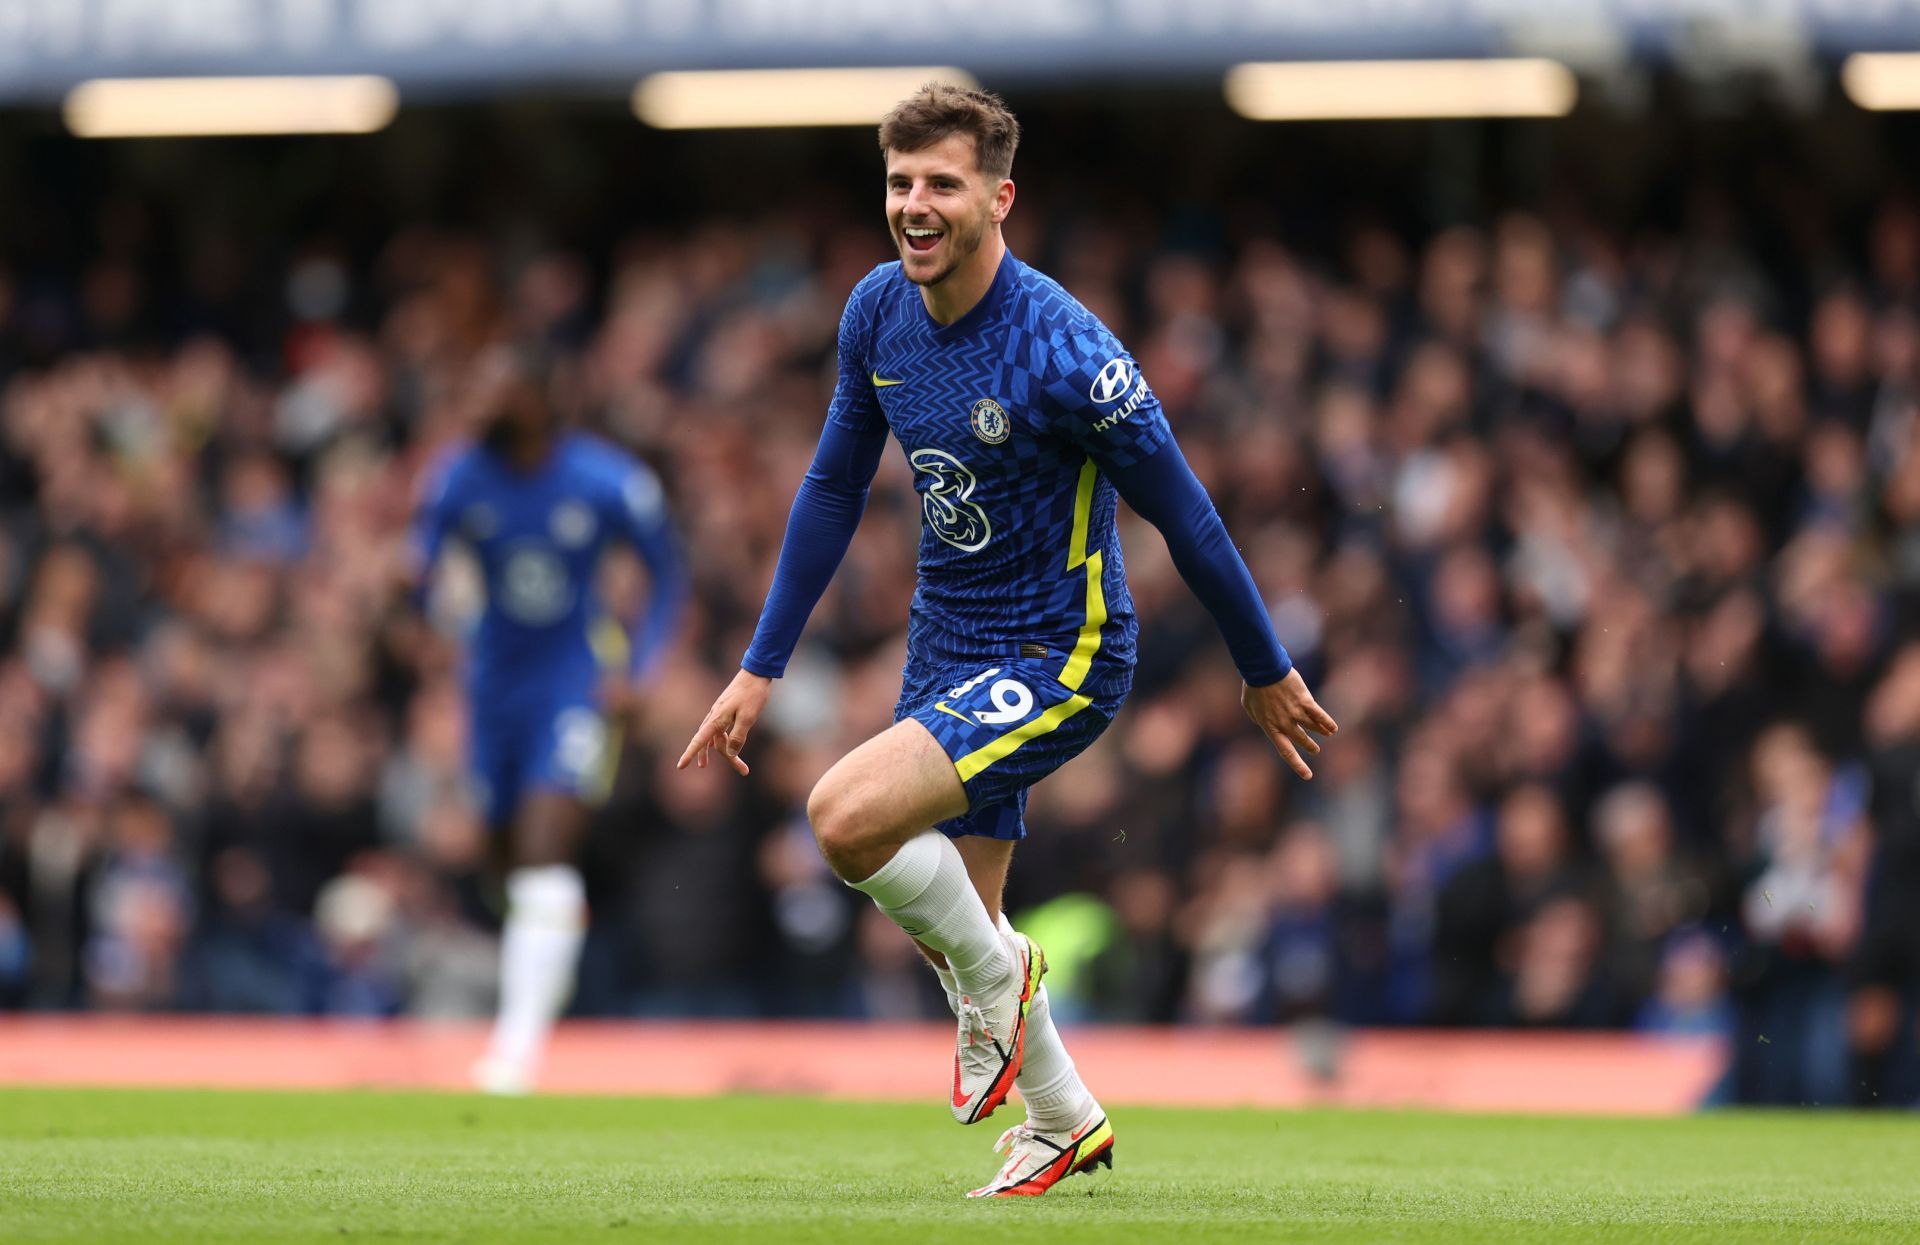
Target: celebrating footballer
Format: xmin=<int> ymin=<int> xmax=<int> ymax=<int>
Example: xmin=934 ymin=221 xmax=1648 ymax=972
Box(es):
xmin=680 ymin=83 xmax=1337 ymax=1197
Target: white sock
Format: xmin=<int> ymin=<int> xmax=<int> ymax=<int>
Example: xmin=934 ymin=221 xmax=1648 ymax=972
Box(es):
xmin=486 ymin=865 xmax=586 ymax=1076
xmin=849 ymin=832 xmax=1011 ymax=995
xmin=997 ymin=911 xmax=1098 ymax=1133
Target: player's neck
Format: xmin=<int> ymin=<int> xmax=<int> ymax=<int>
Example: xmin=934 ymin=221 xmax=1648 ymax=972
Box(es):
xmin=919 ymin=232 xmax=1006 ymax=326
xmin=491 ymin=428 xmax=556 ymax=472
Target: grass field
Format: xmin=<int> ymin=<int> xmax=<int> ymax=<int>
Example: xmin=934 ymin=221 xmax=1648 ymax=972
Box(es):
xmin=2 ymin=1089 xmax=1917 ymax=1243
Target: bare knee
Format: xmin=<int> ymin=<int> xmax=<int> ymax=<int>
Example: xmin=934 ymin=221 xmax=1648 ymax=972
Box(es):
xmin=807 ymin=723 xmax=969 ymax=881
xmin=806 ymin=773 xmax=877 ymax=877
xmin=808 ymin=767 xmax=922 ymax=882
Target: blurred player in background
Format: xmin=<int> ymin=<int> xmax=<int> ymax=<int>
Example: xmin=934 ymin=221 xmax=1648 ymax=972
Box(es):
xmin=681 ymin=84 xmax=1336 ymax=1195
xmin=413 ymin=343 xmax=688 ymax=1094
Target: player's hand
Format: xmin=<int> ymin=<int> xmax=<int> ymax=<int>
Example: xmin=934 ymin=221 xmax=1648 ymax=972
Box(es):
xmin=1242 ymin=669 xmax=1338 ymax=781
xmin=678 ymin=669 xmax=773 ymax=777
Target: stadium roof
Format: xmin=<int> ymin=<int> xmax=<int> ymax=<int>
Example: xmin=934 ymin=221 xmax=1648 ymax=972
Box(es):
xmin=3 ymin=0 xmax=1920 ymax=104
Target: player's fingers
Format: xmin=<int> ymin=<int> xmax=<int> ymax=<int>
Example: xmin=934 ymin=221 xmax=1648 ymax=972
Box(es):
xmin=676 ymin=727 xmax=710 ymax=769
xmin=1268 ymin=729 xmax=1313 ymax=780
xmin=677 ymin=710 xmax=728 ymax=769
xmin=719 ymin=717 xmax=755 ymax=773
xmin=1308 ymin=701 xmax=1339 ymax=735
xmin=1290 ymin=722 xmax=1322 ymax=756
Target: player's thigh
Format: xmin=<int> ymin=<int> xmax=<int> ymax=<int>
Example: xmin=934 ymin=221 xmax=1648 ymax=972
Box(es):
xmin=537 ymin=701 xmax=618 ymax=798
xmin=505 ymin=694 xmax=614 ymax=865
xmin=468 ymin=706 xmax=519 ymax=832
xmin=512 ymin=789 xmax=591 ymax=868
xmin=514 ymin=696 xmax=616 ymax=807
xmin=807 ymin=718 xmax=969 ymax=857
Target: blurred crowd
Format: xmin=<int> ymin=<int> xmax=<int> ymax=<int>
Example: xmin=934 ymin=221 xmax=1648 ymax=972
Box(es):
xmin=3 ymin=129 xmax=1920 ymax=1108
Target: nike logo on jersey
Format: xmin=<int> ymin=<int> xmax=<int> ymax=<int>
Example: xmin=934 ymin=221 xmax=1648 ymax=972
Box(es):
xmin=872 ymin=372 xmax=905 ymax=387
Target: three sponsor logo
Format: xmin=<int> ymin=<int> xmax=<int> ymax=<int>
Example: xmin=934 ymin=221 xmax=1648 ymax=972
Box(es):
xmin=910 ymin=447 xmax=992 ymax=553
xmin=499 ymin=544 xmax=574 ymax=624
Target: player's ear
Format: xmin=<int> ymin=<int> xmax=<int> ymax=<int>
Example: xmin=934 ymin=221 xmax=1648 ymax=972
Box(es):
xmin=992 ymin=177 xmax=1015 ymax=225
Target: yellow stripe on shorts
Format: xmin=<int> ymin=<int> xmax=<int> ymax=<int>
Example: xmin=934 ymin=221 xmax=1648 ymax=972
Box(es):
xmin=954 ymin=692 xmax=1095 ymax=783
xmin=951 ymin=457 xmax=1106 ymax=781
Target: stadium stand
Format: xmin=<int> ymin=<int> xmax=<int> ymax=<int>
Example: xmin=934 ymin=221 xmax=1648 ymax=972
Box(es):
xmin=1 ymin=103 xmax=1916 ymax=1108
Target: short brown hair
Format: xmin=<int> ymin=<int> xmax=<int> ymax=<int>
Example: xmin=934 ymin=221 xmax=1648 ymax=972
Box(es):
xmin=878 ymin=82 xmax=1020 ymax=180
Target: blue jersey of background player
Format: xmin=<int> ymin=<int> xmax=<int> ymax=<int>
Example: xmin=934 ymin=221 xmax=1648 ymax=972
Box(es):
xmin=681 ymin=84 xmax=1338 ymax=1197
xmin=412 ymin=341 xmax=687 ymax=1094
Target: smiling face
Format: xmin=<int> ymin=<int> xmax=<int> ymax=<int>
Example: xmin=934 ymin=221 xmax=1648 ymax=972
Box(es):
xmin=885 ymin=133 xmax=1012 ymax=291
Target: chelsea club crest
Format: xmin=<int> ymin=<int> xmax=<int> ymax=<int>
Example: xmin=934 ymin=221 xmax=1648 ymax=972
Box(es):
xmin=970 ymin=397 xmax=1010 ymax=445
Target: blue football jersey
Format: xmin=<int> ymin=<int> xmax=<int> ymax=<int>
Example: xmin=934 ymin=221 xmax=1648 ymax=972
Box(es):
xmin=412 ymin=431 xmax=680 ymax=699
xmin=834 ymin=252 xmax=1170 ymax=677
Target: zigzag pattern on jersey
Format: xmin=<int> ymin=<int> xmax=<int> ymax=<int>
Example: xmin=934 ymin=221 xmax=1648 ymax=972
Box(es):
xmin=849 ymin=257 xmax=1167 ymax=678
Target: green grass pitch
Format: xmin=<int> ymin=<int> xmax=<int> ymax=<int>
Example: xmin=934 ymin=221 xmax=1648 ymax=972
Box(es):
xmin=2 ymin=1089 xmax=1916 ymax=1243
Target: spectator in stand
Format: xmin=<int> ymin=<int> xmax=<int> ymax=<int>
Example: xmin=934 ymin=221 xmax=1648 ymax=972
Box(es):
xmin=1432 ymin=784 xmax=1582 ymax=1026
xmin=1637 ymin=930 xmax=1735 ymax=1041
xmin=1594 ymin=782 xmax=1713 ymax=1014
xmin=1731 ymin=723 xmax=1868 ymax=1104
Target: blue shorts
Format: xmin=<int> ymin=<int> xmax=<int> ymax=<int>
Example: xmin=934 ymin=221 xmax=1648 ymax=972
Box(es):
xmin=469 ymin=682 xmax=619 ymax=828
xmin=895 ymin=652 xmax=1128 ymax=841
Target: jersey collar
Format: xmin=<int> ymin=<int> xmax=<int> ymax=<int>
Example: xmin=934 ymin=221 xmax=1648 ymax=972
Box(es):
xmin=926 ymin=249 xmax=1018 ymax=343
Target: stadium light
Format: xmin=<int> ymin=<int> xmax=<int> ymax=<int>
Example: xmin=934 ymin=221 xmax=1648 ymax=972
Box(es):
xmin=633 ymin=67 xmax=979 ymax=129
xmin=1842 ymin=53 xmax=1920 ymax=111
xmin=1224 ymin=59 xmax=1577 ymax=122
xmin=64 ymin=76 xmax=399 ymax=139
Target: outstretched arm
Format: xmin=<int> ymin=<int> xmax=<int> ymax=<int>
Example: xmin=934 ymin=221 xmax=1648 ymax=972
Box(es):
xmin=682 ymin=276 xmax=892 ymax=776
xmin=678 ymin=417 xmax=887 ymax=775
xmin=1041 ymin=334 xmax=1337 ymax=777
xmin=1106 ymin=438 xmax=1290 ymax=687
xmin=739 ymin=416 xmax=888 ymax=679
xmin=1105 ymin=440 xmax=1338 ymax=779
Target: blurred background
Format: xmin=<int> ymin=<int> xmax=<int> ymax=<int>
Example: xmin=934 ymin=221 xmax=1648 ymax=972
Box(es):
xmin=2 ymin=1 xmax=1919 ymax=1110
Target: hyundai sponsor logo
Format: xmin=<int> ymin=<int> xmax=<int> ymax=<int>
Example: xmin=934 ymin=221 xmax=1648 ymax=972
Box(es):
xmin=1090 ymin=357 xmax=1135 ymax=404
